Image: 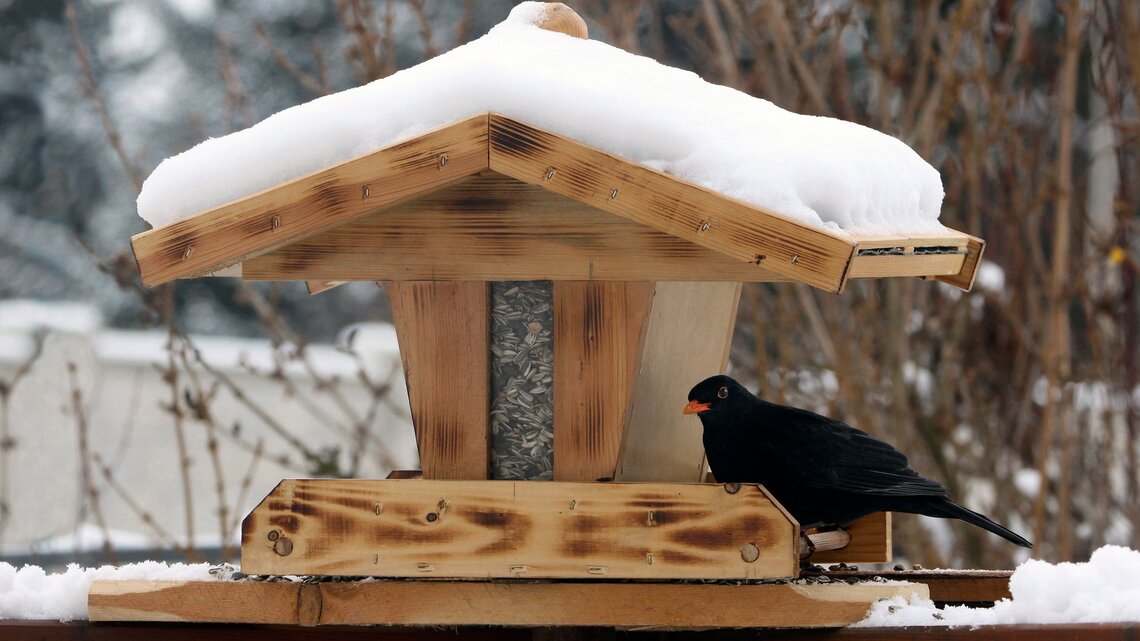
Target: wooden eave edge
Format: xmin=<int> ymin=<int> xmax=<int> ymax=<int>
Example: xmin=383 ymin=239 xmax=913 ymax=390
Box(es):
xmin=131 ymin=112 xmax=982 ymax=293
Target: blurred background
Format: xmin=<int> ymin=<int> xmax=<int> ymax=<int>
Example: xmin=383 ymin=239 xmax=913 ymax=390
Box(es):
xmin=0 ymin=0 xmax=1136 ymax=571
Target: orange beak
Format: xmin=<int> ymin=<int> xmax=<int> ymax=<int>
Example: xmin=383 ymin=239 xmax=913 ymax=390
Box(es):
xmin=683 ymin=400 xmax=710 ymax=415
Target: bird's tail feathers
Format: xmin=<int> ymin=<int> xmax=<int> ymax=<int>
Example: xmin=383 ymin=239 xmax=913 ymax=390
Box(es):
xmin=927 ymin=499 xmax=1033 ymax=548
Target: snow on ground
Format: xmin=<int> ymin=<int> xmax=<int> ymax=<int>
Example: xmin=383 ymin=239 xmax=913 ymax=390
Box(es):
xmin=857 ymin=545 xmax=1140 ymax=626
xmin=0 ymin=561 xmax=216 ymax=622
xmin=137 ymin=2 xmax=944 ymax=235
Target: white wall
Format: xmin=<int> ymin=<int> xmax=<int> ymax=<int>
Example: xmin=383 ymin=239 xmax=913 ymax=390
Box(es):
xmin=0 ymin=301 xmax=417 ymax=554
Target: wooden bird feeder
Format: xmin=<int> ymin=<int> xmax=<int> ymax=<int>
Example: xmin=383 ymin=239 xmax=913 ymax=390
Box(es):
xmin=99 ymin=2 xmax=987 ymax=629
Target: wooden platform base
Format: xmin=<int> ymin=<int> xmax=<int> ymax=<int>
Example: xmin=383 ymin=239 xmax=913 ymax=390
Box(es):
xmin=12 ymin=621 xmax=1140 ymax=641
xmin=89 ymin=579 xmax=928 ymax=629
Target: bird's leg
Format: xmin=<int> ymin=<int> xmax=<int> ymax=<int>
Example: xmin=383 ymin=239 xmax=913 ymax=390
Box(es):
xmin=797 ymin=527 xmax=853 ymax=575
xmin=798 ymin=529 xmax=817 ymax=558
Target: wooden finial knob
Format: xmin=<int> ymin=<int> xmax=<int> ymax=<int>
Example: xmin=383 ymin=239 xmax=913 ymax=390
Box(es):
xmin=535 ymin=3 xmax=588 ymax=39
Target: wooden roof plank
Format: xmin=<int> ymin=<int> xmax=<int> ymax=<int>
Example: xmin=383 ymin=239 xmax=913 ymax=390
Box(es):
xmin=131 ymin=115 xmax=490 ymax=286
xmin=487 ymin=114 xmax=858 ymax=293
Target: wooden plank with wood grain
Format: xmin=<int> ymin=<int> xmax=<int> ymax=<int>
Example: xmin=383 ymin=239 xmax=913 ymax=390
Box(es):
xmin=487 ymin=114 xmax=858 ymax=293
xmin=825 ymin=569 xmax=1013 ymax=604
xmin=244 ymin=173 xmax=793 ymax=282
xmin=615 ymin=281 xmax=741 ymax=482
xmin=810 ymin=512 xmax=892 ymax=564
xmin=317 ymin=580 xmax=928 ymax=628
xmin=386 ymin=281 xmax=490 ymax=480
xmin=847 ymin=253 xmax=965 ymax=279
xmin=88 ymin=579 xmax=928 ymax=628
xmin=553 ymin=282 xmax=655 ymax=481
xmin=131 ymin=115 xmax=489 ymax=286
xmin=88 ymin=580 xmax=314 ymax=625
xmin=239 ymin=479 xmax=799 ymax=579
xmin=47 ymin=618 xmax=1140 ymax=640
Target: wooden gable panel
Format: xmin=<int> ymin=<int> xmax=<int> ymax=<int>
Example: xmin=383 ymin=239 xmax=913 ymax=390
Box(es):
xmin=131 ymin=116 xmax=490 ymax=286
xmin=243 ymin=173 xmax=791 ymax=282
xmin=615 ymin=281 xmax=741 ymax=482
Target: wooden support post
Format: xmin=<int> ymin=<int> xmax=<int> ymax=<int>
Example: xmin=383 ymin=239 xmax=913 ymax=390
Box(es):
xmin=386 ymin=281 xmax=490 ymax=479
xmin=552 ymin=282 xmax=654 ymax=481
xmin=615 ymin=281 xmax=742 ymax=482
xmin=811 ymin=513 xmax=893 ymax=564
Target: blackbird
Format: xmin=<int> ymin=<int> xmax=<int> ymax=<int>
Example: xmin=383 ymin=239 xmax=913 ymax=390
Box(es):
xmin=685 ymin=375 xmax=1032 ymax=548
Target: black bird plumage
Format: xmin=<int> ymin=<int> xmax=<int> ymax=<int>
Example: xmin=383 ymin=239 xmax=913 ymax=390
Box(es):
xmin=686 ymin=375 xmax=1032 ymax=548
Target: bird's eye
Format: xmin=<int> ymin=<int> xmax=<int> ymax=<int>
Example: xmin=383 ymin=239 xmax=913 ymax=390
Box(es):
xmin=717 ymin=386 xmax=728 ymax=399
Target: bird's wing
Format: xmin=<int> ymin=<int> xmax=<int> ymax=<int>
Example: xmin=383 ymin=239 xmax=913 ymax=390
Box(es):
xmin=760 ymin=403 xmax=949 ymax=497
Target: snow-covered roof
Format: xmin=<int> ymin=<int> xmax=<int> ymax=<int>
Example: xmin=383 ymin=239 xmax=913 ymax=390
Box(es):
xmin=138 ymin=3 xmax=942 ymax=235
xmin=129 ymin=2 xmax=981 ymax=293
